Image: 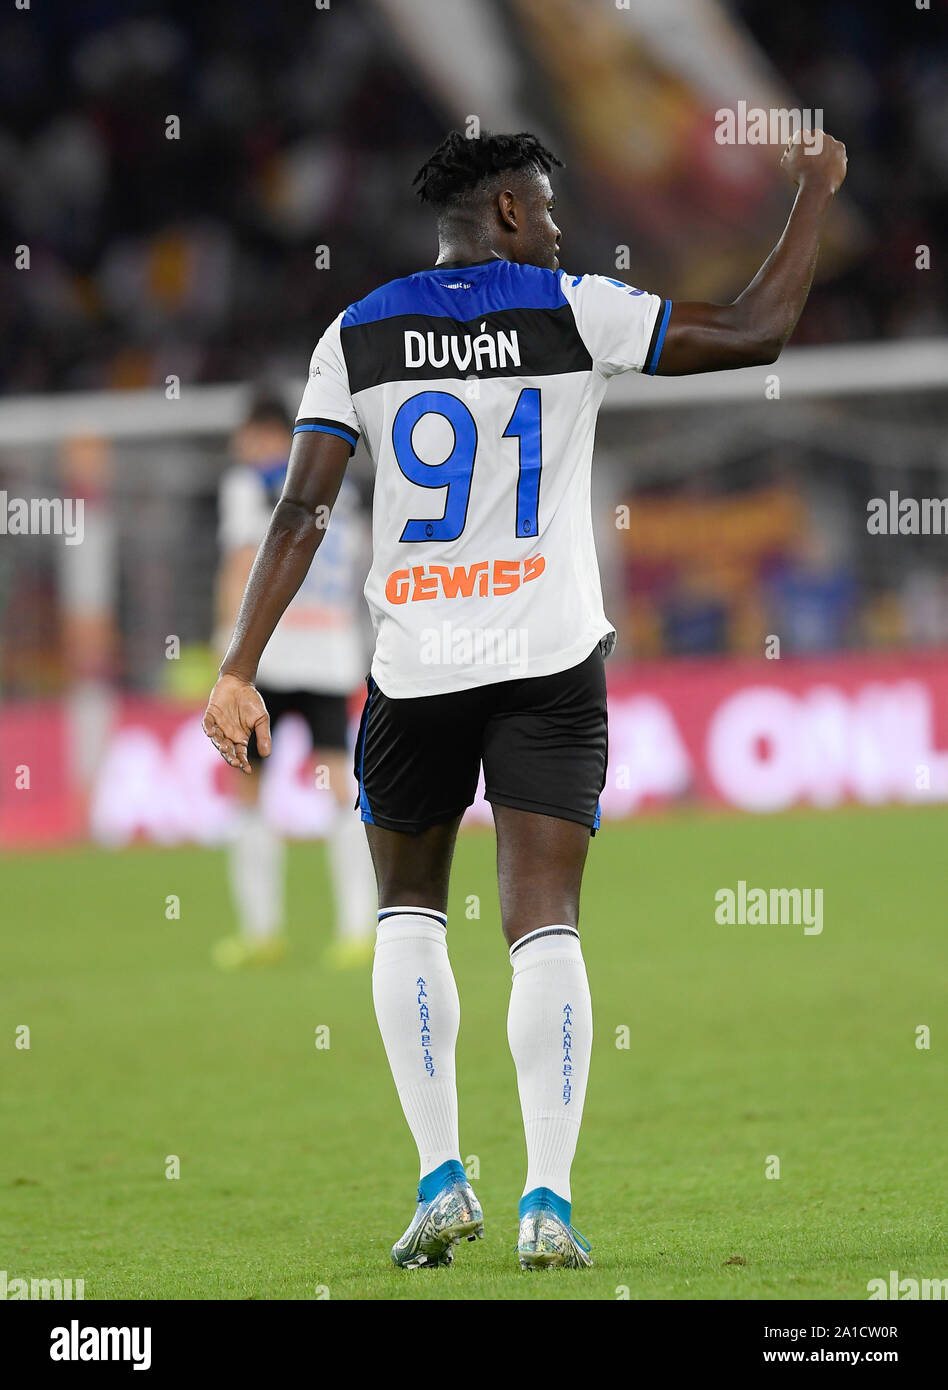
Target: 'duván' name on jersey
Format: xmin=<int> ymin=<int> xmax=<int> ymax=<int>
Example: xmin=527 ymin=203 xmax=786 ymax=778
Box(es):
xmin=403 ymin=324 xmax=521 ymax=372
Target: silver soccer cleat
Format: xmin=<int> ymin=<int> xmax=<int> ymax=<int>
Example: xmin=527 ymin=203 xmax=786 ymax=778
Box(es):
xmin=517 ymin=1204 xmax=593 ymax=1270
xmin=391 ymin=1178 xmax=485 ymax=1269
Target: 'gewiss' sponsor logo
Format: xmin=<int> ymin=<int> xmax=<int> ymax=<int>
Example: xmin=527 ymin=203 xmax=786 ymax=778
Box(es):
xmin=385 ymin=555 xmax=545 ymax=605
xmin=404 ymin=321 xmax=521 ymax=372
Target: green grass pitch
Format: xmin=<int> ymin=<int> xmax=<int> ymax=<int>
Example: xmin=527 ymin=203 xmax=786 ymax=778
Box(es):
xmin=2 ymin=806 xmax=946 ymax=1300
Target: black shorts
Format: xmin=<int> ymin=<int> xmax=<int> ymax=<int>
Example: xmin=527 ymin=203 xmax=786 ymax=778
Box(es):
xmin=353 ymin=645 xmax=608 ymax=835
xmin=248 ymin=685 xmax=350 ymax=763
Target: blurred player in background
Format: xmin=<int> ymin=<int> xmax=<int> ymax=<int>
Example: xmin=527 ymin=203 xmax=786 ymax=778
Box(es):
xmin=213 ymin=395 xmax=375 ymax=969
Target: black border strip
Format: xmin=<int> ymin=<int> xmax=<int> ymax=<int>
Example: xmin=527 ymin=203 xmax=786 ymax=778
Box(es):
xmin=294 ymin=416 xmax=359 ymax=446
xmin=377 ymin=907 xmax=448 ymax=926
xmin=643 ymin=297 xmax=670 ymax=375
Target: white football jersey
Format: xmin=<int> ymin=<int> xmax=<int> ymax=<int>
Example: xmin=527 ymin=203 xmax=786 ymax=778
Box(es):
xmin=219 ymin=460 xmax=366 ymax=694
xmin=295 ymin=259 xmax=670 ymax=697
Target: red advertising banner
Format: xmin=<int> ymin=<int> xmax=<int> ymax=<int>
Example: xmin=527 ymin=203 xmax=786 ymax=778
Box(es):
xmin=2 ymin=650 xmax=948 ymax=847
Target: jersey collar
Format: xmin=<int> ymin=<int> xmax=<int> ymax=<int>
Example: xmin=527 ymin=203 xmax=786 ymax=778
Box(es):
xmin=430 ymin=257 xmax=502 ymax=271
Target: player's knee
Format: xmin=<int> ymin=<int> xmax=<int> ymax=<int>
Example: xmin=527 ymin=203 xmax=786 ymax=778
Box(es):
xmin=379 ymin=885 xmax=448 ymax=914
xmin=500 ymin=904 xmax=580 ymax=948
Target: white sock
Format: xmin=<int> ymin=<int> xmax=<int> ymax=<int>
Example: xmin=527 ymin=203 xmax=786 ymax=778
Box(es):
xmin=227 ymin=806 xmax=285 ymax=940
xmin=507 ymin=926 xmax=593 ymax=1205
xmin=327 ymin=804 xmax=376 ymax=940
xmin=372 ymin=908 xmax=462 ymax=1180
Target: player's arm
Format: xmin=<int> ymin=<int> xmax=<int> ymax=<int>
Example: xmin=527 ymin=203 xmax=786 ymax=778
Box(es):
xmin=202 ymin=429 xmax=351 ymax=773
xmin=655 ymin=130 xmax=848 ymax=375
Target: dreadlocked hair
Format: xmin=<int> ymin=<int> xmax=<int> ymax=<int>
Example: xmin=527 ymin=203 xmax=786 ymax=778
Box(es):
xmin=412 ymin=130 xmax=563 ymax=208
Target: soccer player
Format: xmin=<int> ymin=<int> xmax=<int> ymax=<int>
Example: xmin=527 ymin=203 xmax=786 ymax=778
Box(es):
xmin=213 ymin=394 xmax=375 ymax=970
xmin=203 ymin=128 xmax=847 ymax=1268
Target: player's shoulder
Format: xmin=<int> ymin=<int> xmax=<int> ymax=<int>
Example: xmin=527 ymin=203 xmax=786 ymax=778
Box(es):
xmin=339 ymin=260 xmax=569 ymax=329
xmin=559 ymin=270 xmax=653 ymax=300
xmin=339 ymin=272 xmax=425 ymax=328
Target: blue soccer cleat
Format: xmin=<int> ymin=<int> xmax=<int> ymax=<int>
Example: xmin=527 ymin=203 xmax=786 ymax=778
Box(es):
xmin=517 ymin=1187 xmax=593 ymax=1270
xmin=391 ymin=1160 xmax=484 ymax=1269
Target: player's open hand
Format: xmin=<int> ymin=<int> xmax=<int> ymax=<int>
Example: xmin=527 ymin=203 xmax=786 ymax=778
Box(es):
xmin=202 ymin=674 xmax=271 ymax=774
xmin=780 ymin=129 xmax=847 ymax=195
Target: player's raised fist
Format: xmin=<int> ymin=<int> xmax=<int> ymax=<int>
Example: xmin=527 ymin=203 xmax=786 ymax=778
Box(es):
xmin=202 ymin=673 xmax=271 ymax=774
xmin=780 ymin=129 xmax=847 ymax=195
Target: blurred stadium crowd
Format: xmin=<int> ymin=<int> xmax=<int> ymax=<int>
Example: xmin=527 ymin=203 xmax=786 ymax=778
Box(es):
xmin=1 ymin=0 xmax=947 ymax=701
xmin=1 ymin=0 xmax=945 ymax=395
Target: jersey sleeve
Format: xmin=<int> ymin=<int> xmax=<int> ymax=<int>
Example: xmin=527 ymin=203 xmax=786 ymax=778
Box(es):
xmin=294 ymin=312 xmax=361 ymax=453
xmin=559 ymin=272 xmax=671 ymax=377
xmin=218 ymin=466 xmax=270 ymax=552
